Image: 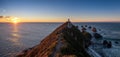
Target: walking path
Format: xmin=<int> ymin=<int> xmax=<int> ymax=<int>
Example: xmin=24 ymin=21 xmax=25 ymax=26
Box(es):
xmin=51 ymin=34 xmax=63 ymax=57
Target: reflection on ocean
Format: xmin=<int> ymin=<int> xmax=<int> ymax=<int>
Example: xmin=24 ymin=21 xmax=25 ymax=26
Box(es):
xmin=13 ymin=24 xmax=18 ymax=33
xmin=8 ymin=24 xmax=21 ymax=46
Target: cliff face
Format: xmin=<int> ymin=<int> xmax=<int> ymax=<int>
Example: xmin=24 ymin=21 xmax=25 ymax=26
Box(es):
xmin=17 ymin=21 xmax=91 ymax=57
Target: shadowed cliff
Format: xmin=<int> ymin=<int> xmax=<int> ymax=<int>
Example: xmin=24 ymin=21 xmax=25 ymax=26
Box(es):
xmin=16 ymin=21 xmax=91 ymax=57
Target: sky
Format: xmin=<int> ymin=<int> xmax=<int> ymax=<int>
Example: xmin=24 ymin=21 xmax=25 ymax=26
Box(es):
xmin=0 ymin=0 xmax=120 ymax=22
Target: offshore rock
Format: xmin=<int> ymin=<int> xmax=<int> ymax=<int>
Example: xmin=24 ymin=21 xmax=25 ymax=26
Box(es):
xmin=94 ymin=33 xmax=103 ymax=39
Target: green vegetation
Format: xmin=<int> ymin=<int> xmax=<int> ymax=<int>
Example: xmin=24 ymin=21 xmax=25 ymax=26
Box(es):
xmin=60 ymin=26 xmax=91 ymax=57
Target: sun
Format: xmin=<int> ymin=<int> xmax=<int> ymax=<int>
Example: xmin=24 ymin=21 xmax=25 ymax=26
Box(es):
xmin=11 ymin=17 xmax=20 ymax=24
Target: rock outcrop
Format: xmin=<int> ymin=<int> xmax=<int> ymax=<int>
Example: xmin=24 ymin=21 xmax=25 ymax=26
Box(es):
xmin=16 ymin=21 xmax=91 ymax=57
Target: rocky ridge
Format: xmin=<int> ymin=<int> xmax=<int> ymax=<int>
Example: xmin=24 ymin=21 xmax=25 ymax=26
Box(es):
xmin=17 ymin=21 xmax=92 ymax=57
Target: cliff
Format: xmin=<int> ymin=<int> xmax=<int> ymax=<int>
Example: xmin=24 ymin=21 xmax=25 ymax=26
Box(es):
xmin=17 ymin=21 xmax=91 ymax=57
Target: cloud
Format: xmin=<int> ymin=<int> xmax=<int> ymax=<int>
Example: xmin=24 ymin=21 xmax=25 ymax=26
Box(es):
xmin=5 ymin=16 xmax=11 ymax=18
xmin=0 ymin=16 xmax=4 ymax=18
xmin=0 ymin=16 xmax=13 ymax=22
xmin=0 ymin=16 xmax=11 ymax=22
xmin=0 ymin=16 xmax=11 ymax=18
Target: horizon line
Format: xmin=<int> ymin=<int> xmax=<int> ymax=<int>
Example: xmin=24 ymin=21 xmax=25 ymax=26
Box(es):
xmin=0 ymin=21 xmax=120 ymax=23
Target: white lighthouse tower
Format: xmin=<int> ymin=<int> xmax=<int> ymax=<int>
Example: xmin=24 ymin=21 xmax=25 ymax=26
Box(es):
xmin=67 ymin=18 xmax=72 ymax=28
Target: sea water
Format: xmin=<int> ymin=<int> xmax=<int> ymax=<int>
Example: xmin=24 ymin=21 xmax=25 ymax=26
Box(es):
xmin=0 ymin=22 xmax=120 ymax=57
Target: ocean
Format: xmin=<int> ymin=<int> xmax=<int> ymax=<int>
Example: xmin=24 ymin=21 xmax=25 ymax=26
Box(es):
xmin=0 ymin=22 xmax=120 ymax=57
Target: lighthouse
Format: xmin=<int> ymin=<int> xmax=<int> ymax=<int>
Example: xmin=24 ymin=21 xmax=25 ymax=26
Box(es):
xmin=67 ymin=18 xmax=72 ymax=28
xmin=68 ymin=18 xmax=70 ymax=22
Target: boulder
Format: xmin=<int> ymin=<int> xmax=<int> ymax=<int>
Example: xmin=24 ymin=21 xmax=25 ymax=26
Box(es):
xmin=94 ymin=33 xmax=102 ymax=39
xmin=88 ymin=26 xmax=92 ymax=29
xmin=92 ymin=27 xmax=97 ymax=32
xmin=107 ymin=41 xmax=112 ymax=48
xmin=82 ymin=27 xmax=86 ymax=32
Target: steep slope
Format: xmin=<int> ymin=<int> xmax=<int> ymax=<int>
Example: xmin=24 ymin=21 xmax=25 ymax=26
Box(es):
xmin=17 ymin=21 xmax=91 ymax=57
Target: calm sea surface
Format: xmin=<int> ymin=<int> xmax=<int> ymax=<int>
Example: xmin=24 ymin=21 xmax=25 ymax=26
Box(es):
xmin=0 ymin=22 xmax=120 ymax=57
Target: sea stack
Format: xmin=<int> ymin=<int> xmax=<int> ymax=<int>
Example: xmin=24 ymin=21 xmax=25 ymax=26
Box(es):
xmin=17 ymin=20 xmax=91 ymax=57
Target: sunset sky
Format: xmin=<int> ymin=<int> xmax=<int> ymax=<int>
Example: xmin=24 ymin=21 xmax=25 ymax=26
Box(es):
xmin=0 ymin=0 xmax=120 ymax=22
